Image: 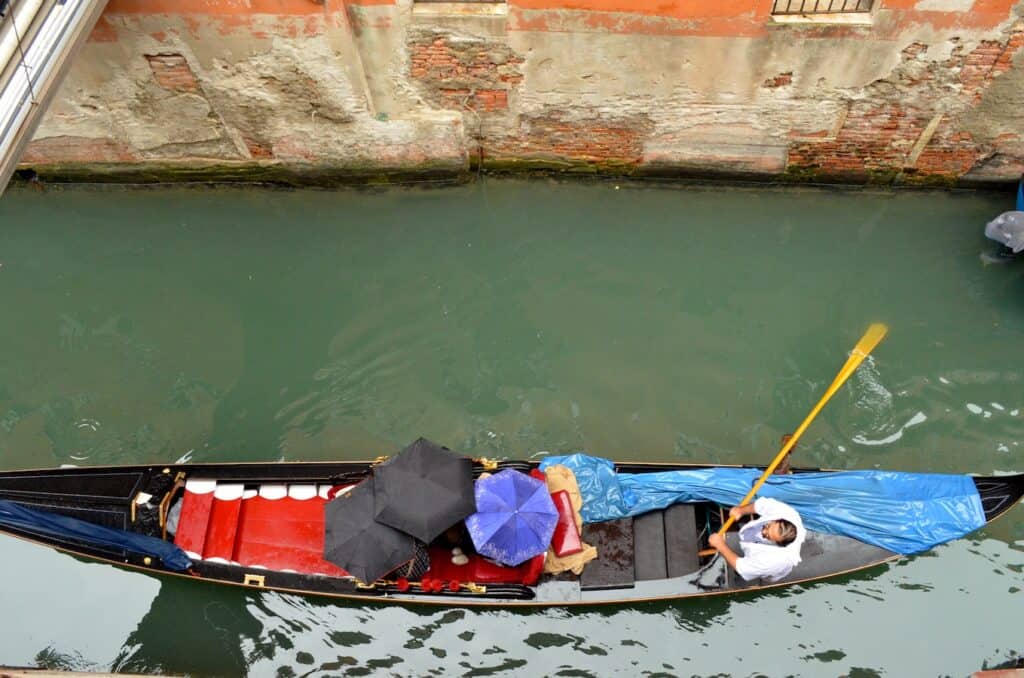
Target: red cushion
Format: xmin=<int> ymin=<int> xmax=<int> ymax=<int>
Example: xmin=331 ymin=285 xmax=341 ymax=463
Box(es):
xmin=204 ymin=496 xmax=242 ymax=561
xmin=520 ymin=553 xmax=545 ymax=585
xmin=529 ymin=468 xmax=546 ymax=481
xmin=175 ymin=484 xmax=352 ymax=577
xmin=549 ymin=489 xmax=583 ymax=557
xmin=232 ymin=495 xmax=348 ymax=577
xmin=423 ymin=547 xmax=541 ymax=585
xmin=174 ymin=489 xmax=214 ymax=556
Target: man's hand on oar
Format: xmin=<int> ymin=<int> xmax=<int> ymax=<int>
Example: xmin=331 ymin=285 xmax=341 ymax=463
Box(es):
xmin=698 ymin=323 xmax=889 ymax=558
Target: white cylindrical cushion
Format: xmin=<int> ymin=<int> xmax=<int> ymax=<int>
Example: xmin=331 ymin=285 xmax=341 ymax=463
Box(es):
xmin=214 ymin=484 xmax=244 ymax=501
xmin=288 ymin=485 xmax=318 ymax=500
xmin=258 ymin=484 xmax=287 ymax=500
xmin=184 ymin=479 xmax=216 ymax=495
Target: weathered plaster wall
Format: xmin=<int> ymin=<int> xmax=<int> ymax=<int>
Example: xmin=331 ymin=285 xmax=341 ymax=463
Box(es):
xmin=20 ymin=0 xmax=1024 ymax=185
xmin=25 ymin=0 xmax=467 ymax=181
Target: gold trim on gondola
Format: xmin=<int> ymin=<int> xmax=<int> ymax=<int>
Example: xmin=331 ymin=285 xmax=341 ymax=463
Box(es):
xmin=158 ymin=472 xmax=187 ymax=539
xmin=243 ymin=574 xmax=266 ymax=588
xmin=463 ymin=582 xmax=486 ymax=594
xmin=355 ymin=580 xmax=377 ymax=589
xmin=371 ymin=455 xmax=389 ymax=466
xmin=473 ymin=457 xmax=499 ymax=472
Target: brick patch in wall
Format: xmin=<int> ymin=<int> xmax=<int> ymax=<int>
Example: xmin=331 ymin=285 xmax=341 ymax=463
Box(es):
xmin=439 ymin=87 xmax=508 ymax=111
xmin=788 ymin=102 xmax=927 ymax=174
xmin=145 ymin=54 xmax=200 ymax=94
xmin=786 ymin=22 xmax=1024 ymax=178
xmin=242 ymin=136 xmax=274 ymax=159
xmin=763 ymin=72 xmax=792 ymax=88
xmin=409 ymin=32 xmax=523 ymax=113
xmin=22 ymin=136 xmax=135 ymax=163
xmin=488 ymin=113 xmax=652 ymax=164
xmin=958 ymin=30 xmax=1024 ymax=102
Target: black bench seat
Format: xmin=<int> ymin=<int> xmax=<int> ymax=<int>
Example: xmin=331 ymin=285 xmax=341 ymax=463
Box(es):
xmin=580 ymin=503 xmax=703 ymax=590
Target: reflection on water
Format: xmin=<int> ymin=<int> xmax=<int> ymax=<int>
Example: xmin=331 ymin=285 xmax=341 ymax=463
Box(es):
xmin=113 ymin=579 xmax=264 ymax=677
xmin=0 ymin=180 xmax=1023 ymax=675
xmin=26 ymin=537 xmax=1009 ymax=677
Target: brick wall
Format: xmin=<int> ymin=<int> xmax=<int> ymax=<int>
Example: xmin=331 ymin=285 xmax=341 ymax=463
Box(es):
xmin=145 ymin=54 xmax=201 ymax=94
xmin=488 ymin=113 xmax=652 ymax=165
xmin=787 ymin=23 xmax=1024 ymax=180
xmin=409 ymin=32 xmax=524 ymax=113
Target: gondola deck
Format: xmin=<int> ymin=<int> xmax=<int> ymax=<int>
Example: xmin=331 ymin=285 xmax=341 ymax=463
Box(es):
xmin=0 ymin=459 xmax=1021 ymax=607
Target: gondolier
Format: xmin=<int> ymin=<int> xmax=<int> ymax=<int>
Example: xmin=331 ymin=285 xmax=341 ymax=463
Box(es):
xmin=707 ymin=497 xmax=806 ymax=582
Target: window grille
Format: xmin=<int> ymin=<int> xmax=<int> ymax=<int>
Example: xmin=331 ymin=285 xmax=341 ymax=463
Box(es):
xmin=772 ymin=0 xmax=873 ymax=14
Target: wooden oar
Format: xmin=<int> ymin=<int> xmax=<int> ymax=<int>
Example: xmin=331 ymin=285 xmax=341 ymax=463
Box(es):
xmin=697 ymin=323 xmax=889 ymax=557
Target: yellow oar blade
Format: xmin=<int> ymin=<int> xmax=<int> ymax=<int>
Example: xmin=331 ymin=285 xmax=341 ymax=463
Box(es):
xmin=707 ymin=323 xmax=889 ymax=543
xmin=828 ymin=323 xmax=889 ymax=392
xmin=855 ymin=323 xmax=889 ymax=356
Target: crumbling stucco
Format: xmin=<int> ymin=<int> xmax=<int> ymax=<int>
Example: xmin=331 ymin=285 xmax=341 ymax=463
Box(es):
xmin=19 ymin=0 xmax=1024 ymax=185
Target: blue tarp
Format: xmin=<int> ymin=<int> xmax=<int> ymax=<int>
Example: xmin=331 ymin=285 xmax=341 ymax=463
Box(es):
xmin=0 ymin=499 xmax=193 ymax=571
xmin=539 ymin=454 xmax=986 ymax=555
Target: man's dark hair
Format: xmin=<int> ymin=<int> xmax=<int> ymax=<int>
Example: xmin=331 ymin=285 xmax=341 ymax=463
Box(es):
xmin=775 ymin=519 xmax=797 ymax=546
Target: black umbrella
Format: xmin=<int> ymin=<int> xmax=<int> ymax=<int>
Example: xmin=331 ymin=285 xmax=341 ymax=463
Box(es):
xmin=323 ymin=477 xmax=416 ymax=583
xmin=373 ymin=437 xmax=477 ymax=543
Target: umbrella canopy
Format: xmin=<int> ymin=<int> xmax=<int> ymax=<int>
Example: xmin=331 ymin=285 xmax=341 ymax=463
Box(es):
xmin=985 ymin=210 xmax=1024 ymax=253
xmin=324 ymin=477 xmax=416 ymax=583
xmin=466 ymin=469 xmax=558 ymax=566
xmin=373 ymin=437 xmax=476 ymax=543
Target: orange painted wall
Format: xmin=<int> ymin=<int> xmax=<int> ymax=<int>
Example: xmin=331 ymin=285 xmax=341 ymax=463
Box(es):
xmin=96 ymin=0 xmax=1018 ymax=37
xmin=105 ymin=0 xmax=329 ymax=15
xmin=103 ymin=0 xmax=397 ymax=15
xmin=510 ymin=0 xmax=773 ymax=18
xmin=506 ymin=0 xmax=1017 ymax=37
xmin=508 ymin=0 xmax=772 ymax=37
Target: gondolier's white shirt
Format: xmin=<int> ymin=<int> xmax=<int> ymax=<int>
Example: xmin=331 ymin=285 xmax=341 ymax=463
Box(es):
xmin=734 ymin=497 xmax=806 ymax=583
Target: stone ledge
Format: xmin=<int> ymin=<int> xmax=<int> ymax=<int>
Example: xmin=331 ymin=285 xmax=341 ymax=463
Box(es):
xmin=769 ymin=12 xmax=873 ymax=26
xmin=13 ymin=159 xmax=472 ymax=187
xmin=11 ymin=158 xmax=1020 ymax=191
xmin=412 ymin=2 xmax=508 ymax=18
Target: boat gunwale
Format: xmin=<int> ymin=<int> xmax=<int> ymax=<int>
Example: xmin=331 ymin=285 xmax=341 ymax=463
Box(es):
xmin=0 ymin=461 xmax=1020 ymax=607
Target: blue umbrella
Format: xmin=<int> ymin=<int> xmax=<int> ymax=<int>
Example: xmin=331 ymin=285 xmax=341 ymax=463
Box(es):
xmin=466 ymin=469 xmax=558 ymax=566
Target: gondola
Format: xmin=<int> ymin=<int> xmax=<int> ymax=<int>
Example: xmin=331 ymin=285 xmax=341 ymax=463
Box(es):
xmin=0 ymin=456 xmax=1020 ymax=607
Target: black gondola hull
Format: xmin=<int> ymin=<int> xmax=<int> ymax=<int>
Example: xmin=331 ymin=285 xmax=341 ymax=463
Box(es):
xmin=0 ymin=460 xmax=1019 ymax=607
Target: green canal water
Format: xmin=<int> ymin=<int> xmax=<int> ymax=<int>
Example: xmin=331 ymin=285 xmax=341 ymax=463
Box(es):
xmin=0 ymin=179 xmax=1022 ymax=676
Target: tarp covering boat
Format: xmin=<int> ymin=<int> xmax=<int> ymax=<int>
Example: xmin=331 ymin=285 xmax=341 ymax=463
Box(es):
xmin=0 ymin=499 xmax=193 ymax=571
xmin=539 ymin=454 xmax=986 ymax=555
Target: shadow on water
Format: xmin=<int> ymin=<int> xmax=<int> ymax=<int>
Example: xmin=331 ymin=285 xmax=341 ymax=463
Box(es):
xmin=111 ymin=577 xmax=265 ymax=677
xmin=102 ymin=564 xmax=894 ymax=678
xmin=101 ymin=573 xmax=739 ymax=677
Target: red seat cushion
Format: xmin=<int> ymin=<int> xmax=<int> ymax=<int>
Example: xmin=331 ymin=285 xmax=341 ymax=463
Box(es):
xmin=233 ymin=494 xmax=349 ymax=577
xmin=204 ymin=496 xmax=242 ymax=561
xmin=174 ymin=483 xmax=351 ymax=577
xmin=520 ymin=552 xmax=545 ymax=585
xmin=549 ymin=489 xmax=583 ymax=557
xmin=423 ymin=547 xmax=544 ymax=585
xmin=174 ymin=488 xmax=214 ymax=557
